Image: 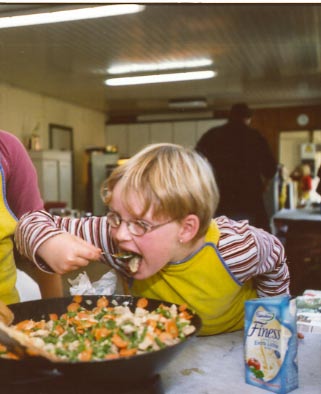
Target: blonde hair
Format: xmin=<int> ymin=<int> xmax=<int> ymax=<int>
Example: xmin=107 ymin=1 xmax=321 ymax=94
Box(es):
xmin=104 ymin=143 xmax=219 ymax=238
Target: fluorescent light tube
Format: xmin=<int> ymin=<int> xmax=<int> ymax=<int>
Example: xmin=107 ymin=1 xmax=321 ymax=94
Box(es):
xmin=168 ymin=99 xmax=208 ymax=109
xmin=0 ymin=4 xmax=145 ymax=28
xmin=105 ymin=70 xmax=216 ymax=86
xmin=137 ymin=111 xmax=215 ymax=122
xmin=108 ymin=59 xmax=213 ymax=75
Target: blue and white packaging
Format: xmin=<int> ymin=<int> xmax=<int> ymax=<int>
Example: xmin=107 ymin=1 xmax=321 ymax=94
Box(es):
xmin=244 ymin=295 xmax=298 ymax=394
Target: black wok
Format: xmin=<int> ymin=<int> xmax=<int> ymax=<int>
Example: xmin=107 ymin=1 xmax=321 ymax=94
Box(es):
xmin=0 ymin=295 xmax=201 ymax=385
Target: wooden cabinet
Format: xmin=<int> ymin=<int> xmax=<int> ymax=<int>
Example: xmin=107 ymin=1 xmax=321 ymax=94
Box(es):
xmin=273 ymin=209 xmax=321 ymax=296
xmin=173 ymin=121 xmax=197 ymax=147
xmin=128 ymin=124 xmax=150 ymax=156
xmin=29 ymin=150 xmax=73 ymax=207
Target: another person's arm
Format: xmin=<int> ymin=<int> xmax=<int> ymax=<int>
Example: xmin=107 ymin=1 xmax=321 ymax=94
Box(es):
xmin=216 ymin=216 xmax=290 ymax=296
xmin=3 ymin=132 xmax=43 ymax=216
xmin=2 ymin=131 xmax=64 ymax=297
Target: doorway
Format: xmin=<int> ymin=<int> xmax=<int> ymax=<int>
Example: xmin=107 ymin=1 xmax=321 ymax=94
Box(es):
xmin=279 ymin=130 xmax=321 ymax=207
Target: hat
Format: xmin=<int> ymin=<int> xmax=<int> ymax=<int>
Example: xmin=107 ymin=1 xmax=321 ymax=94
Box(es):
xmin=230 ymin=103 xmax=252 ymax=120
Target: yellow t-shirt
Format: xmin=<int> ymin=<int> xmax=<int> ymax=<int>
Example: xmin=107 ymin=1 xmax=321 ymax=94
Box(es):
xmin=0 ymin=167 xmax=19 ymax=304
xmin=131 ymin=220 xmax=257 ymax=335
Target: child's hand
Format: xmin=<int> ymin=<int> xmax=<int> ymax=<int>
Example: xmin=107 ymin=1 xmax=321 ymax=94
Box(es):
xmin=37 ymin=233 xmax=102 ymax=274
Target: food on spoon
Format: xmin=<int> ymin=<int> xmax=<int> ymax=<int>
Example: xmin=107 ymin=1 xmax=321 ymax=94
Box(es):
xmin=0 ymin=296 xmax=196 ymax=362
xmin=128 ymin=255 xmax=140 ymax=273
xmin=114 ymin=252 xmax=141 ymax=274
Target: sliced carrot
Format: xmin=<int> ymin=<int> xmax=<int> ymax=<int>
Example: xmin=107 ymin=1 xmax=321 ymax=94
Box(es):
xmin=54 ymin=325 xmax=65 ymax=336
xmin=112 ymin=333 xmax=128 ymax=349
xmin=15 ymin=319 xmax=34 ymax=331
xmin=77 ymin=311 xmax=89 ymax=319
xmin=67 ymin=302 xmax=80 ymax=312
xmin=73 ymin=295 xmax=83 ymax=304
xmin=81 ymin=320 xmax=96 ymax=329
xmin=105 ymin=353 xmax=120 ymax=360
xmin=119 ymin=348 xmax=137 ymax=357
xmin=78 ymin=348 xmax=93 ymax=361
xmin=178 ymin=304 xmax=188 ymax=312
xmin=26 ymin=348 xmax=41 ymax=357
xmin=49 ymin=313 xmax=58 ymax=321
xmin=179 ymin=310 xmax=193 ymax=320
xmin=137 ymin=297 xmax=148 ymax=309
xmin=97 ymin=296 xmax=109 ymax=308
xmin=35 ymin=320 xmax=46 ymax=330
xmin=165 ymin=320 xmax=178 ymax=338
xmin=93 ymin=327 xmax=111 ymax=340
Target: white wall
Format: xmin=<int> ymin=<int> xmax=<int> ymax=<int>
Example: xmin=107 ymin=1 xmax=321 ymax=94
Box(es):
xmin=0 ymin=82 xmax=106 ymax=210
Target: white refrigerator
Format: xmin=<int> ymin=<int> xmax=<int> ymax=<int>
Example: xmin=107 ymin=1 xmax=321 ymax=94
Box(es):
xmin=90 ymin=152 xmax=119 ymax=216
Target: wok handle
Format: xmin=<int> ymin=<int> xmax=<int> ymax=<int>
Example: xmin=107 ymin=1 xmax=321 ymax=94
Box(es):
xmin=10 ymin=367 xmax=63 ymax=385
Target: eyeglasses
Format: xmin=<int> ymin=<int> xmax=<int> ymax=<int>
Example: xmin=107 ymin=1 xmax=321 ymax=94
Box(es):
xmin=106 ymin=211 xmax=174 ymax=237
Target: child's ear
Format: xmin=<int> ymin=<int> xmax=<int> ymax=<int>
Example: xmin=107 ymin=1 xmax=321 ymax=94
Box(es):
xmin=178 ymin=214 xmax=200 ymax=243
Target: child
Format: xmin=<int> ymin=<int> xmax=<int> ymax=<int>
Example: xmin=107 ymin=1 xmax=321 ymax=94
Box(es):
xmin=15 ymin=143 xmax=289 ymax=335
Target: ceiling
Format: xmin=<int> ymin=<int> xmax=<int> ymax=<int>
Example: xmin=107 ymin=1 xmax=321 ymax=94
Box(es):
xmin=1 ymin=3 xmax=321 ymax=121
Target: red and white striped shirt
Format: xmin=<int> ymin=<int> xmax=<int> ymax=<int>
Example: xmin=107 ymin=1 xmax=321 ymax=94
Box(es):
xmin=15 ymin=211 xmax=290 ymax=297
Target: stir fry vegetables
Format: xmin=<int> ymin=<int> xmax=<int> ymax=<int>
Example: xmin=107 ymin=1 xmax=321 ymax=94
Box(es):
xmin=0 ymin=296 xmax=196 ymax=362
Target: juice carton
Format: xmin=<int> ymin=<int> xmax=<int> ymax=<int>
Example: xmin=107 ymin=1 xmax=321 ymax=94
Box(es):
xmin=244 ymin=295 xmax=298 ymax=394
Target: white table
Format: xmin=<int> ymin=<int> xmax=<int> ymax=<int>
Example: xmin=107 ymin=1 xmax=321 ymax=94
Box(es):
xmin=162 ymin=331 xmax=320 ymax=394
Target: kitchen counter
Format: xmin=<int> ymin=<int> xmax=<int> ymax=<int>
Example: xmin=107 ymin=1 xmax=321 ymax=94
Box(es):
xmin=162 ymin=330 xmax=320 ymax=394
xmin=272 ymin=206 xmax=321 ymax=224
xmin=272 ymin=208 xmax=321 ymax=295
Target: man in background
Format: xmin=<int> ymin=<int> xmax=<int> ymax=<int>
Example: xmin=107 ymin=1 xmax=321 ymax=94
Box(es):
xmin=195 ymin=103 xmax=277 ymax=232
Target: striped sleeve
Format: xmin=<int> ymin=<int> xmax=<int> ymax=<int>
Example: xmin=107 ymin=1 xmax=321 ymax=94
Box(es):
xmin=14 ymin=210 xmax=115 ymax=273
xmin=215 ymin=216 xmax=290 ymax=297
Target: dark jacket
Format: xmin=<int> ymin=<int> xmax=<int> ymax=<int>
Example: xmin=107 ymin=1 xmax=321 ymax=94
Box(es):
xmin=195 ymin=120 xmax=277 ymax=230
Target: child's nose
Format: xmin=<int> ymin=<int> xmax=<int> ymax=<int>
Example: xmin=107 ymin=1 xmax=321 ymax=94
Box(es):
xmin=114 ymin=220 xmax=132 ymax=241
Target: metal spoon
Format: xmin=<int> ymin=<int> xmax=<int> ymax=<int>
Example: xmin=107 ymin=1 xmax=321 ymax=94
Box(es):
xmin=101 ymin=251 xmax=137 ymax=260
